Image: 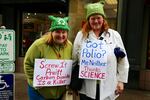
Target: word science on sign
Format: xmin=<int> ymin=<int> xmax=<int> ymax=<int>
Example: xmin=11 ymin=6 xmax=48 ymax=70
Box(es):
xmin=33 ymin=59 xmax=72 ymax=87
xmin=79 ymin=40 xmax=107 ymax=80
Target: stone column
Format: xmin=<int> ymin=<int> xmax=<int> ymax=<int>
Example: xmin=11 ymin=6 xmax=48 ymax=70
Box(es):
xmin=68 ymin=0 xmax=90 ymax=42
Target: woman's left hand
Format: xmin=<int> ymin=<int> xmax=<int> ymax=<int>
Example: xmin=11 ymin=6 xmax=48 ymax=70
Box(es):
xmin=115 ymin=81 xmax=124 ymax=95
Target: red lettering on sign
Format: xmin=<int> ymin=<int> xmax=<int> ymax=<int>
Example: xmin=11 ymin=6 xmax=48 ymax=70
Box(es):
xmin=53 ymin=79 xmax=66 ymax=85
xmin=80 ymin=71 xmax=105 ymax=79
xmin=39 ymin=60 xmax=67 ymax=69
xmin=57 ymin=74 xmax=70 ymax=79
xmin=36 ymin=75 xmax=55 ymax=81
xmin=45 ymin=68 xmax=62 ymax=76
xmin=40 ymin=60 xmax=45 ymax=69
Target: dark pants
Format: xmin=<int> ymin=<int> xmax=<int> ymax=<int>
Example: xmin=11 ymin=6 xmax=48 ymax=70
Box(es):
xmin=28 ymin=85 xmax=62 ymax=100
xmin=80 ymin=84 xmax=99 ymax=100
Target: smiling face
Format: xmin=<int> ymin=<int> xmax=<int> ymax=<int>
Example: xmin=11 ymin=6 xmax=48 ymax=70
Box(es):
xmin=52 ymin=29 xmax=68 ymax=45
xmin=89 ymin=14 xmax=104 ymax=31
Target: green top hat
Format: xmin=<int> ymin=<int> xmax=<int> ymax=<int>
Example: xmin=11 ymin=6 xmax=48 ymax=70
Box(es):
xmin=48 ymin=16 xmax=70 ymax=32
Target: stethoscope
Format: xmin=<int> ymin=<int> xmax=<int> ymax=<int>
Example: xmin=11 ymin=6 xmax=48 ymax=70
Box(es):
xmin=101 ymin=32 xmax=112 ymax=44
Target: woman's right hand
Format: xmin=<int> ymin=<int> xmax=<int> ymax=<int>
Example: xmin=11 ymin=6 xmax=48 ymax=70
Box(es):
xmin=115 ymin=81 xmax=124 ymax=95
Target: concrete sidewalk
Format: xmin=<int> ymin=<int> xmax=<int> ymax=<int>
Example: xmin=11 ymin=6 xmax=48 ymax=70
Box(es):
xmin=117 ymin=89 xmax=150 ymax=100
xmin=15 ymin=73 xmax=150 ymax=100
xmin=15 ymin=73 xmax=28 ymax=100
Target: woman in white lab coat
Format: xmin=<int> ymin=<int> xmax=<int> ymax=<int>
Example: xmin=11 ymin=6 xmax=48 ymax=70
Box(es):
xmin=72 ymin=1 xmax=129 ymax=100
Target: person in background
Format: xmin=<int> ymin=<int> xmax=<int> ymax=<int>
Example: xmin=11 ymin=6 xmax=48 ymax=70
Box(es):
xmin=24 ymin=15 xmax=72 ymax=100
xmin=72 ymin=1 xmax=129 ymax=100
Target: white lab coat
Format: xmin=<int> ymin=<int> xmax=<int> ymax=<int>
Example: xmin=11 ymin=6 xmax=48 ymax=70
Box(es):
xmin=72 ymin=29 xmax=129 ymax=100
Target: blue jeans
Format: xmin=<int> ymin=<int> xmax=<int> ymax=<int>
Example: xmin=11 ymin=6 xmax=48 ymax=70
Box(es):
xmin=28 ymin=85 xmax=44 ymax=100
xmin=28 ymin=84 xmax=63 ymax=100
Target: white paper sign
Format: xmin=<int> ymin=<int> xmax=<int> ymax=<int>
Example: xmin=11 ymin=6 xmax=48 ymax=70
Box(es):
xmin=0 ymin=29 xmax=15 ymax=61
xmin=79 ymin=40 xmax=107 ymax=80
xmin=0 ymin=62 xmax=15 ymax=73
xmin=33 ymin=59 xmax=73 ymax=87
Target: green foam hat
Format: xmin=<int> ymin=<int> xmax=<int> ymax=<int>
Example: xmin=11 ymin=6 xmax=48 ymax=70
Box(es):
xmin=48 ymin=16 xmax=70 ymax=32
xmin=86 ymin=0 xmax=106 ymax=19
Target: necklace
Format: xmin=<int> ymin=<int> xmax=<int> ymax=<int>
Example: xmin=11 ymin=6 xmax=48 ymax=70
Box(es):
xmin=52 ymin=45 xmax=61 ymax=59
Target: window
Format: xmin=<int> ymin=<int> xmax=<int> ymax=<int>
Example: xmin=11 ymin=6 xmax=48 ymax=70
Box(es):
xmin=21 ymin=13 xmax=65 ymax=56
xmin=146 ymin=17 xmax=150 ymax=69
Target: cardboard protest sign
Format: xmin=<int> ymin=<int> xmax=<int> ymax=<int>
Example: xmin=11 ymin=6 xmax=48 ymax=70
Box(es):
xmin=79 ymin=40 xmax=107 ymax=80
xmin=33 ymin=59 xmax=72 ymax=87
